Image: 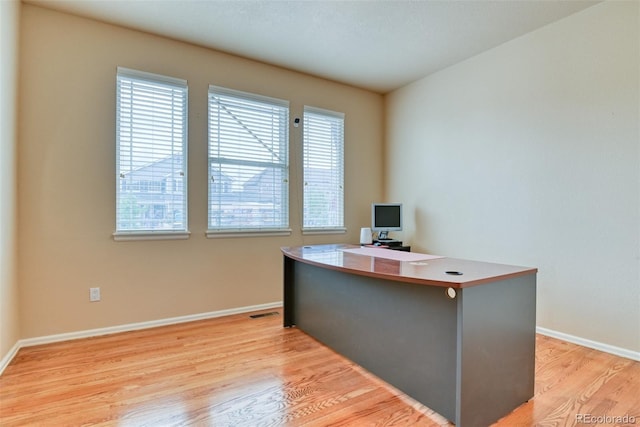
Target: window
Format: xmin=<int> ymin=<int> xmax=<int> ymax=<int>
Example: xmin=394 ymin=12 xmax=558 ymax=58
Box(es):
xmin=303 ymin=106 xmax=345 ymax=233
xmin=115 ymin=67 xmax=188 ymax=240
xmin=207 ymin=86 xmax=290 ymax=237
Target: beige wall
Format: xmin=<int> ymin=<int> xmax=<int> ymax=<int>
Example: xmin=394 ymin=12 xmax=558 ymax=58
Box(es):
xmin=18 ymin=5 xmax=384 ymax=338
xmin=0 ymin=0 xmax=21 ymax=362
xmin=386 ymin=1 xmax=639 ymax=353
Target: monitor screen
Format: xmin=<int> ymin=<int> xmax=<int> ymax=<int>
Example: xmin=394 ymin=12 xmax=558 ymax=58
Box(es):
xmin=371 ymin=203 xmax=402 ymax=232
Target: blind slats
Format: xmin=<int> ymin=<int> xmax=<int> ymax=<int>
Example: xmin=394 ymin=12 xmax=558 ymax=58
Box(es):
xmin=208 ymin=87 xmax=289 ymax=231
xmin=116 ymin=68 xmax=188 ymax=233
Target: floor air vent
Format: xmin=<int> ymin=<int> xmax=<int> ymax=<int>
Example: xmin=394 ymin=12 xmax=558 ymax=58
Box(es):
xmin=249 ymin=311 xmax=280 ymax=319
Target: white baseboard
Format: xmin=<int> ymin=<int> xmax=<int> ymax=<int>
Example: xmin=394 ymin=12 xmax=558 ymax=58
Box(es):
xmin=0 ymin=341 xmax=21 ymax=376
xmin=536 ymin=326 xmax=640 ymax=362
xmin=0 ymin=301 xmax=282 ymax=376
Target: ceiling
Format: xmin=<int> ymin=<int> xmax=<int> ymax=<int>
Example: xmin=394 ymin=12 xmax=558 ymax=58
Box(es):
xmin=27 ymin=0 xmax=600 ymax=94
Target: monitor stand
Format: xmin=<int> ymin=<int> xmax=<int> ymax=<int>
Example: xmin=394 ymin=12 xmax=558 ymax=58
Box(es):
xmin=376 ymin=231 xmax=402 ymax=246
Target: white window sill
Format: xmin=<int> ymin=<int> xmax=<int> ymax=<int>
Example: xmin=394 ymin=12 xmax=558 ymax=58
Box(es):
xmin=113 ymin=231 xmax=191 ymax=241
xmin=302 ymin=227 xmax=347 ymax=235
xmin=206 ymin=229 xmax=292 ymax=238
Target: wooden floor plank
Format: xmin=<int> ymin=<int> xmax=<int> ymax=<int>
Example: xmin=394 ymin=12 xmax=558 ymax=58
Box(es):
xmin=1 ymin=310 xmax=638 ymax=426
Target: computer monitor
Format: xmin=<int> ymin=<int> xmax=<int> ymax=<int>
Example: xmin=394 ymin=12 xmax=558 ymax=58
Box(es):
xmin=371 ymin=203 xmax=402 ymax=240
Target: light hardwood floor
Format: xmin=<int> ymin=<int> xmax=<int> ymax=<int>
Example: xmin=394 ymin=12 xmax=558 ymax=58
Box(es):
xmin=1 ymin=309 xmax=638 ymax=426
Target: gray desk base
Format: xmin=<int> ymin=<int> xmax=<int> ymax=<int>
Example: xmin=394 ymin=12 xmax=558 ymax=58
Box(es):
xmin=284 ymin=258 xmax=536 ymax=426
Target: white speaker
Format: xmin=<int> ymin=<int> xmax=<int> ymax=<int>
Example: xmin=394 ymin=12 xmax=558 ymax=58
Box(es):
xmin=359 ymin=227 xmax=373 ymax=245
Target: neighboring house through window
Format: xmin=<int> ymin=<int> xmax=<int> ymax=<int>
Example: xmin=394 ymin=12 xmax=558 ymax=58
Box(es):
xmin=207 ymin=86 xmax=290 ymax=237
xmin=114 ymin=67 xmax=189 ymax=240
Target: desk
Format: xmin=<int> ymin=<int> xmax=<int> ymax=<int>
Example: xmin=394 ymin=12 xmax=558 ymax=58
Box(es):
xmin=282 ymin=244 xmax=537 ymax=427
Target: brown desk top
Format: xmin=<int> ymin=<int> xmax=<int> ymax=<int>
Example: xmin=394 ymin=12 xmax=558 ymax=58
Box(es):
xmin=281 ymin=244 xmax=537 ymax=289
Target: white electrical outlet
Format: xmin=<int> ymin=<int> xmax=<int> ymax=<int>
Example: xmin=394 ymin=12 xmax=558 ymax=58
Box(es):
xmin=89 ymin=287 xmax=101 ymax=302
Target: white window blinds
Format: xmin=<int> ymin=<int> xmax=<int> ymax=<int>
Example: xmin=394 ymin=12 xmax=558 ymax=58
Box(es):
xmin=303 ymin=106 xmax=345 ymax=231
xmin=115 ymin=67 xmax=188 ymax=238
xmin=207 ymin=86 xmax=290 ymax=235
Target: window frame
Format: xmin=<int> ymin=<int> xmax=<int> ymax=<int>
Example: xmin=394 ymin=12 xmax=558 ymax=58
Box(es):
xmin=302 ymin=106 xmax=346 ymax=235
xmin=113 ymin=67 xmax=190 ymax=241
xmin=206 ymin=85 xmax=291 ymax=238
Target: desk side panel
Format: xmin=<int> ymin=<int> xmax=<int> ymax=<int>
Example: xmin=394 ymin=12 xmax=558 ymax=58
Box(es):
xmin=293 ymin=261 xmax=458 ymax=421
xmin=283 ymin=255 xmax=295 ymax=327
xmin=457 ymin=274 xmax=536 ymax=426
